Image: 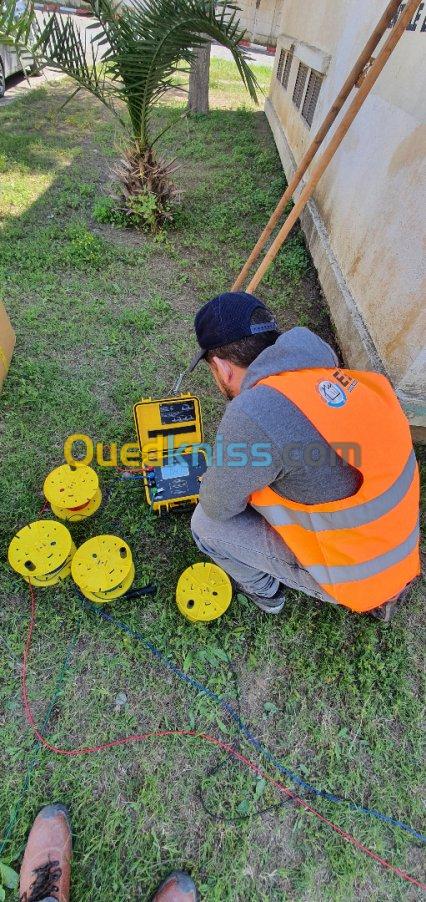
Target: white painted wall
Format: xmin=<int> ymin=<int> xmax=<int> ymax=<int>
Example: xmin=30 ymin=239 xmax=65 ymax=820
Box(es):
xmin=267 ymin=0 xmax=426 ymax=424
xmin=235 ymin=0 xmax=283 ymax=46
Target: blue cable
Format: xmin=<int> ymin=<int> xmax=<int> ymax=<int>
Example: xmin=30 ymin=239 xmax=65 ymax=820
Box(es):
xmin=80 ymin=598 xmax=426 ymax=844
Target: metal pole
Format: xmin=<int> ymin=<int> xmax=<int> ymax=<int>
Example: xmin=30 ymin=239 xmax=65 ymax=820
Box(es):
xmin=246 ymin=0 xmax=420 ymax=293
xmin=231 ymin=0 xmax=408 ymax=291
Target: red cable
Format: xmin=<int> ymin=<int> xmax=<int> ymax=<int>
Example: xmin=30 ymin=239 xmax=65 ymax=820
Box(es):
xmin=67 ymin=501 xmax=92 ymax=512
xmin=21 ymin=584 xmax=426 ymax=891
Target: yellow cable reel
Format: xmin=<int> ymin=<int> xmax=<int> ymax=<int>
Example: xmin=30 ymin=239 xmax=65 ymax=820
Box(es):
xmin=71 ymin=535 xmax=135 ymax=603
xmin=43 ymin=464 xmax=102 ymax=521
xmin=176 ymin=563 xmax=232 ymax=622
xmin=8 ymin=520 xmax=76 ymax=587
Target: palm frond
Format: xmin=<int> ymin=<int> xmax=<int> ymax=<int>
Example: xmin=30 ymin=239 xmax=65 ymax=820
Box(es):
xmin=38 ymin=11 xmax=122 ymax=121
xmin=0 ymin=0 xmax=122 ymax=121
xmin=89 ymin=0 xmax=258 ymax=145
xmin=0 ymin=0 xmax=37 ymax=54
xmin=0 ymin=0 xmax=258 ymax=151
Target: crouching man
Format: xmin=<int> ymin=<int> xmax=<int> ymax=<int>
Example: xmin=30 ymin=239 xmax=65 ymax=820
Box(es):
xmin=189 ymin=292 xmax=420 ymax=622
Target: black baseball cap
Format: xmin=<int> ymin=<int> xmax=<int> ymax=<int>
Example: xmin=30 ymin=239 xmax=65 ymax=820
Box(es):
xmin=188 ymin=292 xmax=279 ymax=372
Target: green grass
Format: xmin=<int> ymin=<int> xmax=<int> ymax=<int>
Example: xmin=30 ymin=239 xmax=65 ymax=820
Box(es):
xmin=0 ymin=59 xmax=425 ymax=901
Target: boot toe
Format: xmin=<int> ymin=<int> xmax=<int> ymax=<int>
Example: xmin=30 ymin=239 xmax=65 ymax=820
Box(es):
xmin=19 ymin=805 xmax=72 ymax=902
xmin=37 ymin=804 xmax=71 ymax=824
xmin=152 ymin=869 xmax=198 ymax=901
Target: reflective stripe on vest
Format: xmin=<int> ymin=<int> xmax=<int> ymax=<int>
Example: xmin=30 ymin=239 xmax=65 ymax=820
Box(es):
xmin=251 ymin=450 xmax=417 ymax=532
xmin=305 ymin=520 xmax=419 ymax=585
xmin=249 ymin=368 xmax=420 ymax=612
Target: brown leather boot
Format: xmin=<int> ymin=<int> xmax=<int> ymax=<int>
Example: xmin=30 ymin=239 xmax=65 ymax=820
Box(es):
xmin=368 ymin=581 xmax=415 ymax=623
xmin=19 ymin=804 xmax=72 ymax=902
xmin=369 ymin=598 xmax=398 ymax=623
xmin=151 ymin=870 xmax=199 ymax=902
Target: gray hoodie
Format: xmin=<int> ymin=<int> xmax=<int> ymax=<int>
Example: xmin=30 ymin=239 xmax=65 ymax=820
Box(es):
xmin=199 ymin=327 xmax=361 ymax=521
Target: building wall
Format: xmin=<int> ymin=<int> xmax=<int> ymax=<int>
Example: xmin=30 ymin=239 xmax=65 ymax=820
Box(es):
xmin=266 ymin=1 xmax=426 ymax=428
xmin=236 ymin=0 xmax=283 ymax=47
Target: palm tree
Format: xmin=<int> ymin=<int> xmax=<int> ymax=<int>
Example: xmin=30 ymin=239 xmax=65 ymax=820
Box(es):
xmin=0 ymin=0 xmax=258 ymax=228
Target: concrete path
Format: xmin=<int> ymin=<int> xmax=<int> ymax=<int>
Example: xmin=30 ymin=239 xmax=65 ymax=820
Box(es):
xmin=0 ymin=66 xmax=62 ymax=108
xmin=212 ymin=42 xmax=275 ymax=67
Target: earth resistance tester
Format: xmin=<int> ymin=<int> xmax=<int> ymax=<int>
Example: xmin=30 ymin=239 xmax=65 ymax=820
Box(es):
xmin=133 ymin=394 xmax=207 ymax=514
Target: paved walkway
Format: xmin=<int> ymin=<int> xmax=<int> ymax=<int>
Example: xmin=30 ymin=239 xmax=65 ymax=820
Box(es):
xmin=0 ymin=66 xmax=62 ymax=108
xmin=212 ymin=42 xmax=275 ymax=67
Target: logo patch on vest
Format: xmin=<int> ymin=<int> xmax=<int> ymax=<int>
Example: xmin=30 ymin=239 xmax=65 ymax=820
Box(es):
xmin=317 ymin=380 xmax=347 ymax=408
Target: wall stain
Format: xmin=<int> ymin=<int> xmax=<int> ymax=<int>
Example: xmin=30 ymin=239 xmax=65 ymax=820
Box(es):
xmin=348 ymin=249 xmax=362 ymax=277
xmin=383 ymin=281 xmax=426 ymax=360
xmin=388 ymin=125 xmax=426 ymax=176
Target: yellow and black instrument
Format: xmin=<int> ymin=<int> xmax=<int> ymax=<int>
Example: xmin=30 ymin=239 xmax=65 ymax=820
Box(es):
xmin=133 ymin=394 xmax=207 ymax=514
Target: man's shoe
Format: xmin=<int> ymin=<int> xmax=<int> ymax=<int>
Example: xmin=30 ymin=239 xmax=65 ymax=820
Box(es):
xmin=368 ymin=598 xmax=398 ymax=623
xmin=151 ymin=870 xmax=198 ymax=902
xmin=368 ymin=581 xmax=416 ymax=623
xmin=19 ymin=804 xmax=72 ymax=902
xmin=238 ymin=585 xmax=286 ymax=614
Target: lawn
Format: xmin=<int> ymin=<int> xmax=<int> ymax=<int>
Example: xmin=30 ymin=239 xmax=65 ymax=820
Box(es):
xmin=0 ymin=58 xmax=425 ymax=901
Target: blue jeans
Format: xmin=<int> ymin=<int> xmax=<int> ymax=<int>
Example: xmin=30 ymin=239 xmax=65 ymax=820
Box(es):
xmin=191 ymin=504 xmax=336 ymax=603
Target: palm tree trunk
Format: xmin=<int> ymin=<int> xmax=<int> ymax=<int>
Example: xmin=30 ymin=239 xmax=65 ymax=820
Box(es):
xmin=188 ymin=41 xmax=211 ymax=113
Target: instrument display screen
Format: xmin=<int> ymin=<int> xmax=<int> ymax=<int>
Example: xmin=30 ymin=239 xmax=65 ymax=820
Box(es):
xmin=160 ymin=400 xmax=196 ymax=425
xmin=160 ymin=462 xmax=189 ymax=480
xmin=148 ymin=451 xmax=207 ymax=501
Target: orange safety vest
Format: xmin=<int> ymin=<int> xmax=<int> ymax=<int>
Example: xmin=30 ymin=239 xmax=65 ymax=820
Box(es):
xmin=249 ymin=368 xmax=420 ymax=612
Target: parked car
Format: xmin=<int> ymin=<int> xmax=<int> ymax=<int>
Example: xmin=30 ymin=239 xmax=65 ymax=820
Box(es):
xmin=0 ymin=1 xmax=36 ymax=98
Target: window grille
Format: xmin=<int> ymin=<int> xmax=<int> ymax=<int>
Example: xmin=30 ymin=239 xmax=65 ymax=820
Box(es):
xmin=281 ymin=44 xmax=294 ymax=89
xmin=276 ymin=48 xmax=286 ymax=82
xmin=302 ymin=69 xmax=323 ymax=126
xmin=293 ymin=61 xmax=308 ymax=108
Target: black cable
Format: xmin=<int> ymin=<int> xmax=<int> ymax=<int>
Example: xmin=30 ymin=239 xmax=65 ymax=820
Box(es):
xmin=195 ymin=653 xmax=296 ymax=824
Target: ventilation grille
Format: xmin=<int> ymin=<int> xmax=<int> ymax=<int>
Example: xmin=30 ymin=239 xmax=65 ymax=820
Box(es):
xmin=276 ymin=48 xmax=286 ymax=82
xmin=281 ymin=45 xmax=294 ymax=89
xmin=302 ymin=69 xmax=323 ymax=126
xmin=293 ymin=62 xmax=309 ymax=109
